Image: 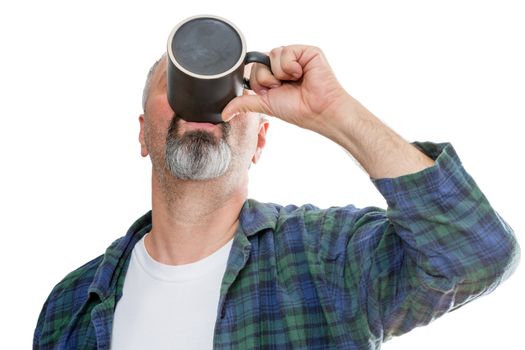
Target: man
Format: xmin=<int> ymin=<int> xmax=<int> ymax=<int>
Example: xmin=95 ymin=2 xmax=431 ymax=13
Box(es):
xmin=34 ymin=45 xmax=519 ymax=349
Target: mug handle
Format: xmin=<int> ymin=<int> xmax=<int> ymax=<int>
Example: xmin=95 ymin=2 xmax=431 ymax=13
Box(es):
xmin=243 ymin=51 xmax=272 ymax=90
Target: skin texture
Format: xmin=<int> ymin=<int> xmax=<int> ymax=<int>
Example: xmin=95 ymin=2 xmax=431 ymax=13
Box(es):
xmin=139 ymin=45 xmax=434 ymax=265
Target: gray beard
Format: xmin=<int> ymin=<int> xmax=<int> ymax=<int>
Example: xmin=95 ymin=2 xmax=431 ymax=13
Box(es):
xmin=164 ymin=116 xmax=232 ymax=181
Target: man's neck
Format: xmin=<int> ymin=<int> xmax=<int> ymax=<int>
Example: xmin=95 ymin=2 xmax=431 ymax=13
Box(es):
xmin=144 ymin=169 xmax=248 ymax=265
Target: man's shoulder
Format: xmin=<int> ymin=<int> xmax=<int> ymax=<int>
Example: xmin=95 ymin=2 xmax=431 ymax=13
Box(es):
xmin=248 ymin=198 xmax=385 ymax=240
xmin=34 ymin=235 xmax=128 ymax=346
xmin=49 ymin=253 xmax=104 ymax=300
xmin=244 ymin=199 xmax=324 ymax=231
xmin=42 ymin=233 xmax=129 ymax=308
xmin=249 ymin=198 xmax=325 ymax=218
xmin=37 ymin=253 xmax=104 ymax=324
xmin=250 ymin=198 xmax=381 ymax=223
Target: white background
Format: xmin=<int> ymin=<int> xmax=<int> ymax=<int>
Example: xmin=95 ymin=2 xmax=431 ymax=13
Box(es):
xmin=1 ymin=0 xmax=523 ymax=348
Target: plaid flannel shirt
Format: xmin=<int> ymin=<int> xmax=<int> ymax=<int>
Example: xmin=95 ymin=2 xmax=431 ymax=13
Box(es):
xmin=34 ymin=142 xmax=520 ymax=349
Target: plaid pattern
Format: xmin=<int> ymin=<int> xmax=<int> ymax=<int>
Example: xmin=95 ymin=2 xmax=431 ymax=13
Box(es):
xmin=34 ymin=142 xmax=520 ymax=350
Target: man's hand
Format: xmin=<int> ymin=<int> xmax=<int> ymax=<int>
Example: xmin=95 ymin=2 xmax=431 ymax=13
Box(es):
xmin=221 ymin=45 xmax=348 ymax=133
xmin=223 ymin=44 xmax=435 ymax=179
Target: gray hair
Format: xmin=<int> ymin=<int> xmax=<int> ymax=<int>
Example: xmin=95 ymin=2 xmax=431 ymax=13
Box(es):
xmin=142 ymin=53 xmax=167 ymax=111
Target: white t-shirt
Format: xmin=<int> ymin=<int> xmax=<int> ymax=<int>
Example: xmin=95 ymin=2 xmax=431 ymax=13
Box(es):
xmin=111 ymin=234 xmax=233 ymax=350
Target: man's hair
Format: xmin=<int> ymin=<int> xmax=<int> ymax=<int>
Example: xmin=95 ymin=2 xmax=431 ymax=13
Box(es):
xmin=142 ymin=53 xmax=167 ymax=112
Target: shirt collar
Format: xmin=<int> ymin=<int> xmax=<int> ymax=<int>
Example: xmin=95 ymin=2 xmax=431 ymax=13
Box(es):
xmin=239 ymin=198 xmax=279 ymax=237
xmin=88 ymin=198 xmax=279 ymax=300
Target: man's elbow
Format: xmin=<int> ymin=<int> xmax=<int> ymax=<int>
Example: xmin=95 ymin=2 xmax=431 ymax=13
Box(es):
xmin=464 ymin=214 xmax=520 ymax=292
xmin=488 ymin=221 xmax=520 ymax=285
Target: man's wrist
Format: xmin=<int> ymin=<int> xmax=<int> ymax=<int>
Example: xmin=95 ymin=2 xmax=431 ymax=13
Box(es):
xmin=314 ymin=92 xmax=359 ymax=141
xmin=315 ymin=93 xmax=435 ymax=179
xmin=315 ymin=92 xmax=371 ymax=152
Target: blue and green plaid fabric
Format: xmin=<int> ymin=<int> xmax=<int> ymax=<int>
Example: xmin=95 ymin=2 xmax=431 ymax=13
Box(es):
xmin=34 ymin=142 xmax=520 ymax=349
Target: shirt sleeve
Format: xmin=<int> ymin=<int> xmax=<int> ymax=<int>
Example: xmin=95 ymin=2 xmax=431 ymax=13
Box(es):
xmin=345 ymin=142 xmax=519 ymax=341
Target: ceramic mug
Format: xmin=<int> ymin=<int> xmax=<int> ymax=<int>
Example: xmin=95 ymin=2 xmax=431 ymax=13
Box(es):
xmin=167 ymin=15 xmax=271 ymax=124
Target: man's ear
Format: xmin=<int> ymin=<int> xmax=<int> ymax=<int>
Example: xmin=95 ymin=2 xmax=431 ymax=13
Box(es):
xmin=251 ymin=119 xmax=269 ymax=165
xmin=139 ymin=114 xmax=149 ymax=157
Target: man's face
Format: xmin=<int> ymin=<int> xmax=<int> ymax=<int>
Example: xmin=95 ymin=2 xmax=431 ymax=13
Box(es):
xmin=139 ymin=56 xmax=267 ymax=182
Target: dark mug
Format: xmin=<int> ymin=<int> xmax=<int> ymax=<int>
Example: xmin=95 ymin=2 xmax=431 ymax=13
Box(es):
xmin=167 ymin=15 xmax=271 ymax=124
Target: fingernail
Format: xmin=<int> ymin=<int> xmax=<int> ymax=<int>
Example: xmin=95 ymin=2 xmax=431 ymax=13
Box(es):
xmin=224 ymin=112 xmax=240 ymax=122
xmin=259 ymin=89 xmax=268 ymax=95
xmin=293 ymin=72 xmax=302 ymax=79
xmin=269 ymin=84 xmax=280 ymax=89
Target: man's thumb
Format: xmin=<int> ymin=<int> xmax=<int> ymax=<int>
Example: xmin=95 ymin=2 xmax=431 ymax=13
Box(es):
xmin=222 ymin=95 xmax=268 ymax=122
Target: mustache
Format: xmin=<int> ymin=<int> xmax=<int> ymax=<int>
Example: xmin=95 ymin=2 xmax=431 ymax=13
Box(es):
xmin=166 ymin=113 xmax=231 ymax=141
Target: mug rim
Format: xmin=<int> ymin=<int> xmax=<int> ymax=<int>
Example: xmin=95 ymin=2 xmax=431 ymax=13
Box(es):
xmin=167 ymin=14 xmax=247 ymax=79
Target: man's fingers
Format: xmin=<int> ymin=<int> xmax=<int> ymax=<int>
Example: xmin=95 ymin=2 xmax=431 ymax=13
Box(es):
xmin=248 ymin=63 xmax=280 ymax=94
xmin=269 ymin=46 xmax=296 ymax=81
xmin=244 ymin=45 xmax=307 ymax=95
xmin=222 ymin=95 xmax=269 ymax=121
xmin=280 ymin=46 xmax=303 ymax=79
xmin=253 ymin=63 xmax=281 ymax=90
